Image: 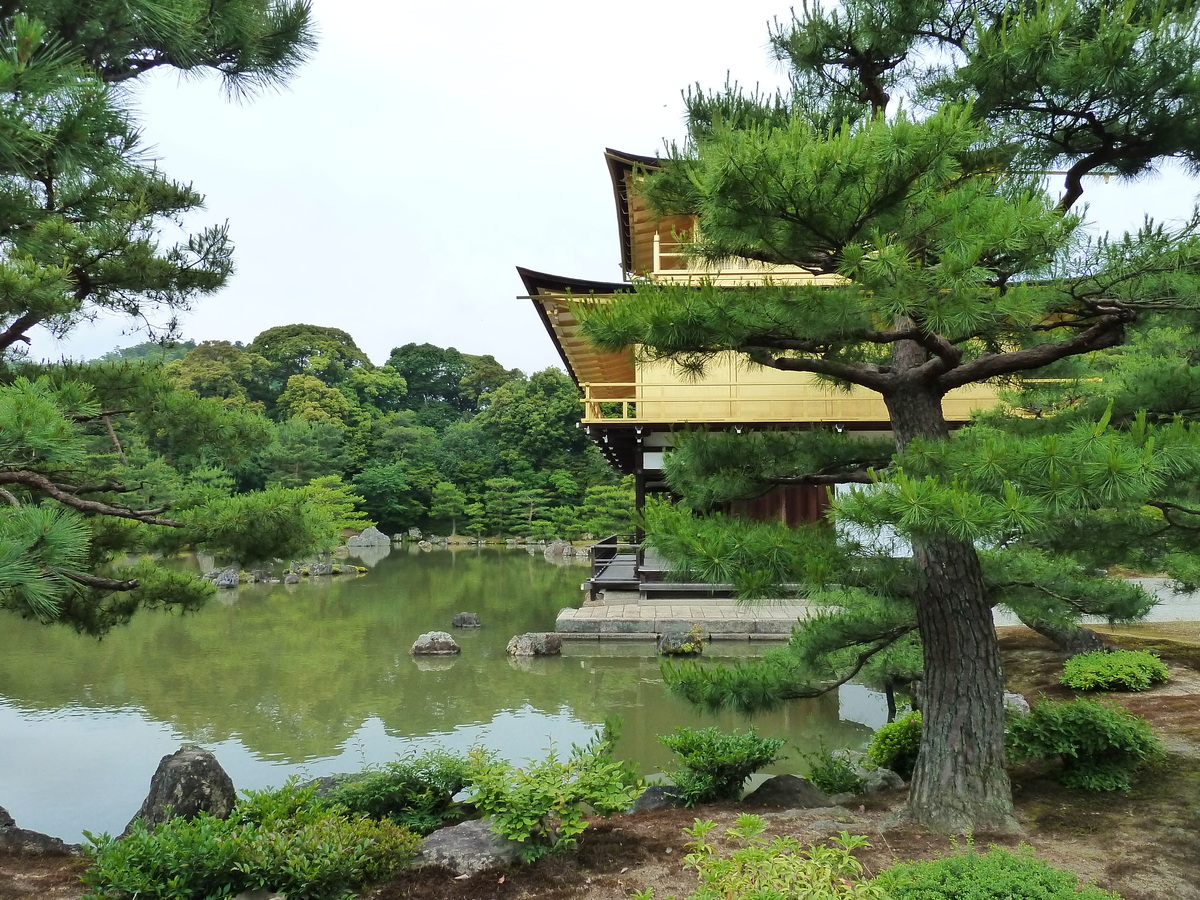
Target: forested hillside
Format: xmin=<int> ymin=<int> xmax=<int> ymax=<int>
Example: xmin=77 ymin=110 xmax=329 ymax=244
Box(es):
xmin=99 ymin=328 xmax=633 ymax=539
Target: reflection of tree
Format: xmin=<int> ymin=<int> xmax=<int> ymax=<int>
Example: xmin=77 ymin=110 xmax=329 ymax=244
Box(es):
xmin=0 ymin=552 xmax=875 ymax=765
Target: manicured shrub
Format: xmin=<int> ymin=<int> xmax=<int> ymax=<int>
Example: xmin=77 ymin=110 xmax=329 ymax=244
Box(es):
xmin=659 ymin=726 xmax=786 ymax=805
xmin=867 ymin=711 xmax=921 ymax=779
xmin=325 ymin=749 xmax=470 ymax=834
xmin=1061 ymin=649 xmax=1170 ymax=692
xmin=872 ymin=844 xmax=1122 ymax=899
xmin=802 ymin=747 xmax=866 ymax=796
xmin=465 ymin=726 xmax=643 ymax=862
xmin=633 ymin=815 xmax=887 ymax=900
xmin=1006 ymin=698 xmax=1163 ymax=791
xmin=82 ymin=782 xmax=419 ymax=900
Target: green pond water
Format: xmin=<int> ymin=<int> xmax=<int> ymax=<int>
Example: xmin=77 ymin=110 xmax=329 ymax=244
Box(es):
xmin=0 ymin=546 xmax=886 ymax=843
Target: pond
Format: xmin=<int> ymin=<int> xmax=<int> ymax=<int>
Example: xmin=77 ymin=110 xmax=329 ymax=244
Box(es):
xmin=0 ymin=546 xmax=887 ymax=843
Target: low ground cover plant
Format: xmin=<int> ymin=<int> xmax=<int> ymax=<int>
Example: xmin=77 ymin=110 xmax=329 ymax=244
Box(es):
xmin=873 ymin=843 xmax=1122 ymax=898
xmin=466 ymin=726 xmax=643 ymax=862
xmin=659 ymin=726 xmax=786 ymax=806
xmin=1061 ymin=649 xmax=1170 ymax=692
xmin=81 ymin=783 xmax=419 ymax=900
xmin=1006 ymin=698 xmax=1163 ymax=791
xmin=325 ymin=749 xmax=470 ymax=834
xmin=866 ymin=711 xmax=921 ymax=779
xmin=632 ymin=815 xmax=888 ymax=900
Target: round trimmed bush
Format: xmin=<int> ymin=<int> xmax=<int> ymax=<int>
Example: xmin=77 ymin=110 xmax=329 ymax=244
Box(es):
xmin=1061 ymin=649 xmax=1169 ymax=692
xmin=867 ymin=711 xmax=921 ymax=780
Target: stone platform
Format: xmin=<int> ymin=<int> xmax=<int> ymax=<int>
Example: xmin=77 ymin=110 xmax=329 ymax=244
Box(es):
xmin=554 ymin=601 xmax=817 ymax=640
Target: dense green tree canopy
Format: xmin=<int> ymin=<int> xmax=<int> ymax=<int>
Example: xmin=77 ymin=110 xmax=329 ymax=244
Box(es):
xmin=0 ymin=2 xmax=334 ymax=633
xmin=580 ymin=0 xmax=1200 ymax=832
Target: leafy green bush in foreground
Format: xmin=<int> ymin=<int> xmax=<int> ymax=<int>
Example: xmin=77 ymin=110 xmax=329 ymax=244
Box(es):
xmin=1061 ymin=649 xmax=1170 ymax=692
xmin=1006 ymin=698 xmax=1163 ymax=791
xmin=81 ymin=783 xmax=419 ymax=900
xmin=659 ymin=726 xmax=786 ymax=806
xmin=874 ymin=844 xmax=1122 ymax=899
xmin=325 ymin=749 xmax=470 ymax=834
xmin=867 ymin=711 xmax=922 ymax=780
xmin=802 ymin=747 xmax=867 ymax=796
xmin=466 ymin=726 xmax=643 ymax=862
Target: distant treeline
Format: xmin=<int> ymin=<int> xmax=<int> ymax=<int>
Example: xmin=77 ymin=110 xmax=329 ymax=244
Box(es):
xmin=98 ymin=326 xmax=633 ymax=539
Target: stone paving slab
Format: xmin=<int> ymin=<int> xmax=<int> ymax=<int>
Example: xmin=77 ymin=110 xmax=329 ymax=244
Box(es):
xmin=554 ymin=602 xmax=815 ymax=638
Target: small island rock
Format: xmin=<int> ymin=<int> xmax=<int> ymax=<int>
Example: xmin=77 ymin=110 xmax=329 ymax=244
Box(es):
xmin=506 ymin=632 xmax=562 ymax=657
xmin=346 ymin=526 xmax=390 ymax=547
xmin=411 ymin=631 xmax=461 ymax=655
xmin=452 ymin=612 xmax=482 ymax=628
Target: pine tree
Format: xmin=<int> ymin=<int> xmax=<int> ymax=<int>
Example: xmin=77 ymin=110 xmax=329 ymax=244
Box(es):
xmin=581 ymin=0 xmax=1200 ymax=831
xmin=0 ymin=4 xmax=320 ymax=632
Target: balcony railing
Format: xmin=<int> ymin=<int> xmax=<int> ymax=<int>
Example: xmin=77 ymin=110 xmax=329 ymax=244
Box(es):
xmin=651 ymin=234 xmax=843 ymax=285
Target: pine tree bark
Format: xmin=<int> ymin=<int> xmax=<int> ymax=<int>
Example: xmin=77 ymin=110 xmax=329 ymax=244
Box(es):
xmin=883 ymin=375 xmax=1017 ymax=832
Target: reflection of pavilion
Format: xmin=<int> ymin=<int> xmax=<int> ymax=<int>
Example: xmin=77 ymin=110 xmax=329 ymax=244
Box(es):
xmin=519 ymin=150 xmax=999 ymax=602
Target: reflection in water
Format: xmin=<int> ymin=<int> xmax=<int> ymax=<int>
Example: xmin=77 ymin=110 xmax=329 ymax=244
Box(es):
xmin=0 ymin=549 xmax=885 ymax=843
xmin=344 ymin=542 xmax=392 ymax=568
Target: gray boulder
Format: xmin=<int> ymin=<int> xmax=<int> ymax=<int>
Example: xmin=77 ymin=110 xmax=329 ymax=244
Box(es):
xmin=213 ymin=567 xmax=239 ymax=589
xmin=861 ymin=766 xmax=905 ymax=794
xmin=417 ymin=818 xmax=522 ymax=876
xmin=307 ymin=560 xmax=334 ymax=576
xmin=347 ymin=526 xmax=390 ymax=547
xmin=408 ymin=526 xmax=423 ymax=540
xmin=452 ymin=612 xmax=482 ymax=628
xmin=657 ymin=626 xmax=705 ymax=656
xmin=506 ymin=632 xmax=563 ymax=657
xmin=1004 ymin=691 xmax=1031 ymax=717
xmin=631 ymin=785 xmax=686 ymax=812
xmin=283 ymin=572 xmax=301 ymax=584
xmin=125 ymin=745 xmax=236 ymax=834
xmin=742 ymin=774 xmax=830 ymax=809
xmin=543 ymin=540 xmax=575 ymax=559
xmin=411 ymin=631 xmax=461 ymax=655
xmin=0 ymin=803 xmax=78 ymax=855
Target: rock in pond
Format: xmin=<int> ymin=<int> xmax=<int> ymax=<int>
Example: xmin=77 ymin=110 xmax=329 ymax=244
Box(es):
xmin=452 ymin=612 xmax=482 ymax=628
xmin=125 ymin=745 xmax=236 ymax=834
xmin=657 ymin=625 xmax=705 ymax=656
xmin=346 ymin=525 xmax=391 ymax=547
xmin=506 ymin=632 xmax=562 ymax=656
xmin=411 ymin=631 xmax=461 ymax=655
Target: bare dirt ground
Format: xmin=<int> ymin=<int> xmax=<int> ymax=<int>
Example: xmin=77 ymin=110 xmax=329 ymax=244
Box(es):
xmin=3 ymin=625 xmax=1198 ymax=900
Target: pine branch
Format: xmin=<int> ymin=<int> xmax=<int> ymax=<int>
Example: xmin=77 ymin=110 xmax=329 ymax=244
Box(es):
xmin=0 ymin=470 xmax=184 ymax=526
xmin=751 ymin=349 xmax=894 ymax=391
xmin=937 ymin=316 xmax=1128 ymax=390
xmin=62 ymin=571 xmax=139 ymax=592
xmin=776 ymin=623 xmax=917 ymax=700
xmin=0 ymin=312 xmax=41 ymax=352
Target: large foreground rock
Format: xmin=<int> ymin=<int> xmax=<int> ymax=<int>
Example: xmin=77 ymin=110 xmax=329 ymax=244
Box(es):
xmin=506 ymin=632 xmax=562 ymax=656
xmin=742 ymin=774 xmax=830 ymax=808
xmin=411 ymin=631 xmax=461 ymax=655
xmin=0 ymin=805 xmax=77 ymax=856
xmin=418 ymin=819 xmax=523 ymax=875
xmin=125 ymin=745 xmax=236 ymax=834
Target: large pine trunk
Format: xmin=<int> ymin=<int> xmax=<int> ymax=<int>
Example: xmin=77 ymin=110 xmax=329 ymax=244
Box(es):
xmin=884 ymin=381 xmax=1017 ymax=832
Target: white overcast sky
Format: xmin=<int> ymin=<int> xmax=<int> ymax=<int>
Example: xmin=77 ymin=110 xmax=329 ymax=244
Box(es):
xmin=36 ymin=0 xmax=1200 ymax=372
